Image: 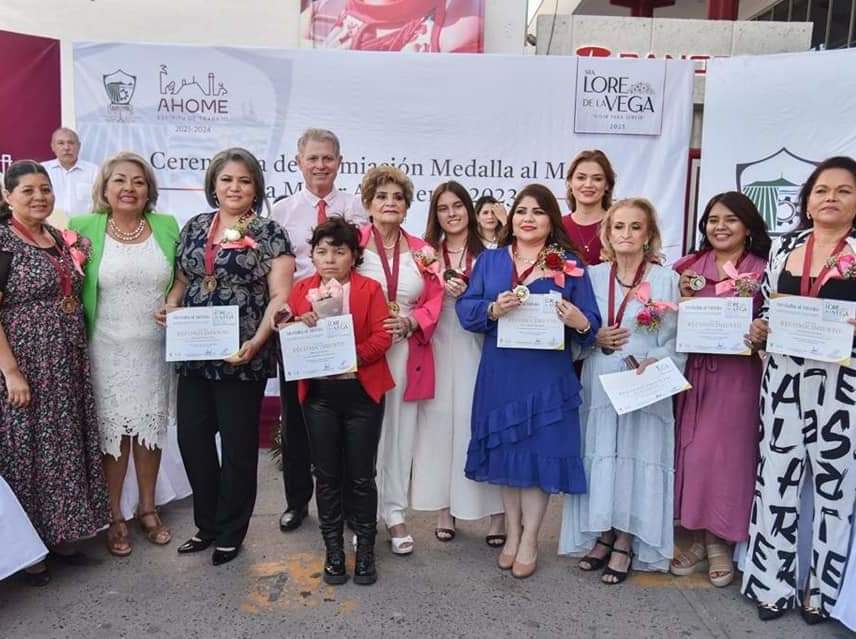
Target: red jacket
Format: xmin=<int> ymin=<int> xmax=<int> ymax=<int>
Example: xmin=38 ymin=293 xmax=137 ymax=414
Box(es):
xmin=288 ymin=271 xmax=395 ymax=404
xmin=358 ymin=224 xmax=444 ymax=401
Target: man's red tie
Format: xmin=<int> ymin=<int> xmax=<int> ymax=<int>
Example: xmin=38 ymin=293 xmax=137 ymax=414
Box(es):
xmin=317 ymin=199 xmax=328 ymax=225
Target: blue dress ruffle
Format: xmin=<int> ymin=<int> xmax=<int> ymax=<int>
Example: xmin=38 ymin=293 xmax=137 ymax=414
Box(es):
xmin=457 ymin=248 xmax=601 ymax=494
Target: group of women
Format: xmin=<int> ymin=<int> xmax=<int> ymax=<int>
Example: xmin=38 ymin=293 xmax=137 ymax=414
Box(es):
xmin=0 ymin=144 xmax=855 ymax=628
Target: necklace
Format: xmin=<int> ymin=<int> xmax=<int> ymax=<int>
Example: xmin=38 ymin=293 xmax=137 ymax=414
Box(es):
xmin=109 ymin=216 xmax=146 ymax=242
xmin=569 ymin=216 xmax=602 ymax=253
xmin=512 ymin=247 xmax=539 ymax=265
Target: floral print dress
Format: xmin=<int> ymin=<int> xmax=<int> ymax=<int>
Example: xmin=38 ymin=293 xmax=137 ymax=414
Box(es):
xmin=175 ymin=212 xmax=293 ymax=380
xmin=0 ymin=222 xmax=110 ymax=546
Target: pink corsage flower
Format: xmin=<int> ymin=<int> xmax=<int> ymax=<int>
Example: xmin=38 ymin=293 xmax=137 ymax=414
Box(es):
xmin=413 ymin=246 xmax=441 ymax=277
xmin=550 ymin=258 xmax=584 ymax=287
xmin=714 ymin=260 xmax=762 ymax=297
xmin=824 ymin=253 xmax=856 ymax=284
xmin=61 ymin=229 xmax=91 ymax=275
xmin=634 ymin=281 xmax=677 ymax=332
xmin=306 ymin=278 xmax=344 ymax=317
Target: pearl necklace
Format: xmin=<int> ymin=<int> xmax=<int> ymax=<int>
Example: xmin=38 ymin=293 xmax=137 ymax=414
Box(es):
xmin=109 ymin=216 xmax=146 ymax=242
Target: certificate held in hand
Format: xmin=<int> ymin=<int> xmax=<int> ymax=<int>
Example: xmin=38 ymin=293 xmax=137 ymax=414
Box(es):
xmin=767 ymin=295 xmax=856 ymax=365
xmin=166 ymin=305 xmax=240 ymax=362
xmin=676 ymin=297 xmax=753 ymax=356
xmin=599 ymin=357 xmax=691 ymax=416
xmin=279 ymin=315 xmax=358 ymax=381
xmin=497 ymin=292 xmax=564 ymax=350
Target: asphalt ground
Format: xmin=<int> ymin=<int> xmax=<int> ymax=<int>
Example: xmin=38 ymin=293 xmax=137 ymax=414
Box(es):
xmin=1 ymin=453 xmax=852 ymax=639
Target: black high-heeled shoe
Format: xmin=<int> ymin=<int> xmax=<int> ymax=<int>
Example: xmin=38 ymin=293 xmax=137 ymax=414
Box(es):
xmin=212 ymin=546 xmax=241 ymax=566
xmin=601 ymin=547 xmax=633 ymax=585
xmin=579 ymin=537 xmax=614 ymax=572
xmin=757 ymin=602 xmax=786 ymax=622
xmin=177 ymin=536 xmax=213 ymax=554
xmin=800 ymin=605 xmax=827 ymax=625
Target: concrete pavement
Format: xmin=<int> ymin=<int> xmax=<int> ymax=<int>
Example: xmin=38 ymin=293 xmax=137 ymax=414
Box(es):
xmin=1 ymin=453 xmax=852 ymax=639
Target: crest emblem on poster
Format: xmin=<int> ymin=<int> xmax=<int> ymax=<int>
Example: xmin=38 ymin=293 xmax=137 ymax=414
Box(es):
xmin=102 ymin=69 xmax=137 ymax=106
xmin=737 ymin=148 xmax=819 ymax=235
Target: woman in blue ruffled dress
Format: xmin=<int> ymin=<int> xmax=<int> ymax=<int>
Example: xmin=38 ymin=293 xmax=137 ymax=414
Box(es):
xmin=456 ymin=184 xmax=600 ymax=579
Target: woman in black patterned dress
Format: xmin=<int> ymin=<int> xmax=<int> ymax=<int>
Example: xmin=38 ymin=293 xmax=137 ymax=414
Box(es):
xmin=156 ymin=148 xmax=295 ymax=566
xmin=0 ymin=161 xmax=110 ymax=585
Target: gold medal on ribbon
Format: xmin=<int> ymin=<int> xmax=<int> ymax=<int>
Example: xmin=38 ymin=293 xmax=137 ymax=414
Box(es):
xmin=688 ymin=274 xmax=707 ymax=292
xmin=512 ymin=284 xmax=530 ymax=303
xmin=202 ymin=275 xmax=218 ymax=293
xmin=60 ymin=296 xmax=79 ymax=315
xmin=388 ymin=301 xmax=400 ymax=316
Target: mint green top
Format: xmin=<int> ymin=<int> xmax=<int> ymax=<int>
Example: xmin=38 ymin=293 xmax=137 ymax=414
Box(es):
xmin=68 ymin=212 xmax=180 ymax=336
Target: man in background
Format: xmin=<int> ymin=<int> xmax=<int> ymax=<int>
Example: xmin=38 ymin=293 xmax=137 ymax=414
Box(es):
xmin=42 ymin=127 xmax=98 ymax=226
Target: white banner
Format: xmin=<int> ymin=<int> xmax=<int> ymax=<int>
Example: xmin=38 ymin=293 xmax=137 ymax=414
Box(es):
xmin=699 ymin=49 xmax=856 ymax=236
xmin=73 ymin=43 xmax=693 ymax=259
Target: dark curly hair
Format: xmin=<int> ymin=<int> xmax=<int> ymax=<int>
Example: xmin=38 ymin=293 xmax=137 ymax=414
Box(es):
xmin=308 ymin=216 xmax=364 ymax=267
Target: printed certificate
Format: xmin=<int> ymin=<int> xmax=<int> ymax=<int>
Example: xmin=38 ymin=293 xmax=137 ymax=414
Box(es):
xmin=599 ymin=357 xmax=691 ymax=416
xmin=676 ymin=296 xmax=753 ymax=356
xmin=767 ymin=295 xmax=856 ymax=365
xmin=166 ymin=305 xmax=240 ymax=362
xmin=497 ymin=292 xmax=564 ymax=350
xmin=280 ymin=314 xmax=358 ymax=381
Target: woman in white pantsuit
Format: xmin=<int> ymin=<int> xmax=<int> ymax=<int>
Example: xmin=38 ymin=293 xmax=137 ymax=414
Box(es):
xmin=412 ymin=182 xmax=504 ymax=544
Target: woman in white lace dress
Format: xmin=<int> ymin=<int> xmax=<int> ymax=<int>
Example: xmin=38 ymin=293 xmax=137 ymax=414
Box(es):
xmin=69 ymin=152 xmax=181 ymax=556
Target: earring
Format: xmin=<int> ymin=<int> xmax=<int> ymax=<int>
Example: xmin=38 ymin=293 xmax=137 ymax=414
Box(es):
xmin=745 ymin=235 xmax=753 ymax=247
xmin=643 ymin=241 xmax=650 ymax=252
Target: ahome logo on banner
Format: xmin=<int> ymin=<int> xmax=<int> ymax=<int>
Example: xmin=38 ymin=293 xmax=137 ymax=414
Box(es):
xmin=157 ymin=64 xmax=230 ymax=120
xmin=573 ymin=57 xmax=666 ymax=136
xmin=737 ymin=147 xmax=819 ymax=235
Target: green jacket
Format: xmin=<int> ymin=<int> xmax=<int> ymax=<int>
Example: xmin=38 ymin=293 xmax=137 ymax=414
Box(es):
xmin=69 ymin=212 xmax=180 ymax=337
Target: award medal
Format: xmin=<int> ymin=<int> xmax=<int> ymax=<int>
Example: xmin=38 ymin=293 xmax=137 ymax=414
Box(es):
xmin=11 ymin=218 xmax=78 ymax=315
xmin=688 ymin=274 xmax=707 ymax=292
xmin=371 ymin=225 xmax=402 ymax=317
xmin=441 ymin=240 xmax=473 ymax=284
xmin=603 ymin=260 xmax=647 ymax=355
xmin=510 ymin=240 xmax=541 ymax=304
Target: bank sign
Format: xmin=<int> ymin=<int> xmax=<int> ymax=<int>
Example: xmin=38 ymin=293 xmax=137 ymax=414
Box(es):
xmin=573 ymin=57 xmax=666 ymax=136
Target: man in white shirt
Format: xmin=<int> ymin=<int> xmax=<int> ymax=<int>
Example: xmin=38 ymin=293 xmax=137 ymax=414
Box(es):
xmin=42 ymin=127 xmax=98 ymax=222
xmin=271 ymin=128 xmax=367 ymax=532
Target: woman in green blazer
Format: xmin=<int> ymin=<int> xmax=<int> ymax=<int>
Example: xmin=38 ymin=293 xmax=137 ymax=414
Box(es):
xmin=70 ymin=151 xmax=182 ymax=557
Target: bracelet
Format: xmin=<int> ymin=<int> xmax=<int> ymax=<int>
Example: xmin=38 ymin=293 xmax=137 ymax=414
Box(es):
xmin=575 ymin=322 xmax=592 ymax=335
xmin=487 ymin=303 xmax=498 ymax=321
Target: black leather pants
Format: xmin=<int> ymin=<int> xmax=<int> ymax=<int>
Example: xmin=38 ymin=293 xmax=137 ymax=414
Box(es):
xmin=302 ymin=379 xmax=384 ymax=545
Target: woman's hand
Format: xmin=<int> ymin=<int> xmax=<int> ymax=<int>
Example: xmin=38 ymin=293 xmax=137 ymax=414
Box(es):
xmin=4 ymin=367 xmax=31 ymax=408
xmin=297 ymin=311 xmax=319 ymax=328
xmin=224 ymin=338 xmax=262 ymax=366
xmin=555 ymin=299 xmax=589 ymax=332
xmin=745 ymin=318 xmax=769 ymax=349
xmin=596 ymin=325 xmax=631 ymax=350
xmin=154 ymin=302 xmax=180 ymax=327
xmin=490 ymin=291 xmax=521 ymax=319
xmin=444 ymin=277 xmax=467 ymax=299
xmin=271 ymin=302 xmax=293 ymax=330
xmin=383 ymin=315 xmax=414 ymax=341
xmin=678 ymin=269 xmax=700 ymax=298
xmin=635 ymin=357 xmax=658 ymax=375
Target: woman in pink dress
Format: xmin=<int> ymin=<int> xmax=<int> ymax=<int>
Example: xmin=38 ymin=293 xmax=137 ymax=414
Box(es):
xmin=561 ymin=150 xmax=616 ymax=266
xmin=671 ymin=192 xmax=771 ymax=587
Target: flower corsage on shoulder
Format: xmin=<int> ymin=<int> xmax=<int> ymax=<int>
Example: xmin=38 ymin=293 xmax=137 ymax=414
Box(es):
xmin=634 ymin=281 xmax=677 ymax=332
xmin=714 ymin=260 xmax=761 ymax=297
xmin=61 ymin=229 xmax=92 ymax=275
xmin=542 ymin=244 xmax=584 ymax=287
xmin=413 ymin=245 xmax=441 ymax=278
xmin=221 ymin=215 xmax=258 ymax=250
xmin=825 ymin=253 xmax=856 ymax=283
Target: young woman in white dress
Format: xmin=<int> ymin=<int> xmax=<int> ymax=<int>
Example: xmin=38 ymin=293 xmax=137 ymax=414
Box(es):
xmin=356 ymin=166 xmax=444 ymax=555
xmin=559 ymin=198 xmax=685 ymax=583
xmin=412 ymin=182 xmax=504 ymax=544
xmin=70 ymin=153 xmax=187 ymax=556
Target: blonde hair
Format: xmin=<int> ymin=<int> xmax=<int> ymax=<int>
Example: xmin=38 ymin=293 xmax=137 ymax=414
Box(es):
xmin=360 ymin=165 xmax=414 ymax=211
xmin=92 ymin=151 xmax=158 ymax=214
xmin=599 ymin=197 xmax=663 ymax=264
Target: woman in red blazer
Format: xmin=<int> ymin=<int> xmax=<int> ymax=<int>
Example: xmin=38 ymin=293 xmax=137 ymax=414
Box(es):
xmin=280 ymin=218 xmax=394 ymax=587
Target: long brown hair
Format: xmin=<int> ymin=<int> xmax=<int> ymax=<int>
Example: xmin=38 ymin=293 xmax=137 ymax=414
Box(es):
xmin=501 ymin=184 xmax=583 ymax=259
xmin=424 ymin=181 xmax=484 ymax=258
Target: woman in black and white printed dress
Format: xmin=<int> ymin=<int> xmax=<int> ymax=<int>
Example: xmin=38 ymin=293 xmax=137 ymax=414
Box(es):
xmin=741 ymin=156 xmax=856 ymax=625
